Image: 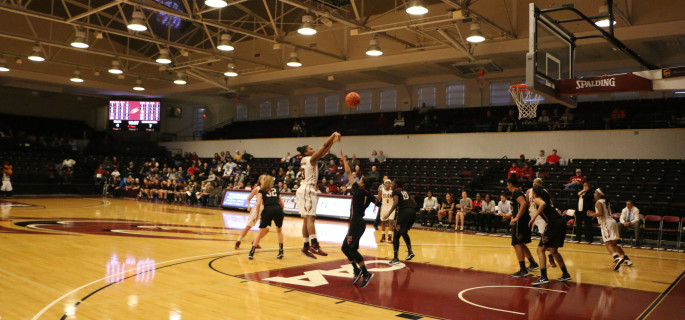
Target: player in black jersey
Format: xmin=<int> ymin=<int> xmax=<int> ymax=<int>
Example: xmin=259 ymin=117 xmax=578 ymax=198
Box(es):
xmin=248 ymin=175 xmax=285 ymax=260
xmin=529 ymin=185 xmax=571 ymax=286
xmin=340 ymin=151 xmax=376 ymax=288
xmin=503 ymin=177 xmax=539 ymax=277
xmin=388 ymin=179 xmax=417 ymax=265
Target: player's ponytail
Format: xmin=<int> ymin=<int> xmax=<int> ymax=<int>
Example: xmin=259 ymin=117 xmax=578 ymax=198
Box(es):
xmin=296 ymin=145 xmax=308 ymax=156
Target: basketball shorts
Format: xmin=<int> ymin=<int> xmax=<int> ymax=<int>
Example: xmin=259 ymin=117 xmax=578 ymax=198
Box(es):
xmin=396 ymin=208 xmax=417 ymax=232
xmin=296 ymin=186 xmax=318 ymax=217
xmin=380 ymin=204 xmax=395 ymax=221
xmin=539 ymin=219 xmax=566 ymax=248
xmin=533 ymin=215 xmax=547 ymax=234
xmin=511 ymin=217 xmax=532 ymax=245
xmin=600 ymin=219 xmax=620 ymax=242
xmin=345 ymin=219 xmax=367 ymax=250
xmin=246 ymin=204 xmax=263 ymax=227
xmin=259 ymin=205 xmax=284 ymax=229
xmin=1 ymin=181 xmax=12 ymax=192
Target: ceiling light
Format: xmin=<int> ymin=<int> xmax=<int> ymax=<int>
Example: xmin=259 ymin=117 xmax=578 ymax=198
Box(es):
xmin=28 ymin=46 xmax=45 ymax=62
xmin=365 ymin=39 xmax=383 ymax=56
xmin=174 ymin=72 xmax=187 ymax=85
xmin=224 ymin=63 xmax=238 ymax=77
xmin=127 ymin=11 xmax=147 ymax=32
xmin=70 ymin=31 xmax=89 ymax=48
xmin=108 ymin=60 xmax=123 ymax=74
xmin=205 ymin=0 xmax=228 ymax=8
xmin=298 ymin=15 xmax=317 ymax=35
xmin=70 ymin=69 xmax=84 ymax=83
xmin=133 ymin=79 xmax=145 ymax=91
xmin=466 ymin=23 xmax=485 ymax=43
xmin=0 ymin=59 xmax=9 ymax=72
xmin=406 ymin=1 xmax=428 ymax=15
xmin=286 ymin=52 xmax=302 ymax=67
xmin=217 ymin=34 xmax=234 ymax=51
xmin=156 ymin=49 xmax=172 ymax=64
xmin=595 ymin=5 xmax=616 ymax=28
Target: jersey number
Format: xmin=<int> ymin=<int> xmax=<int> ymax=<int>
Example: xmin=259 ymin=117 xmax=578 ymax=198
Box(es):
xmin=267 ymin=189 xmax=278 ymax=197
xmin=400 ymin=191 xmax=409 ymax=200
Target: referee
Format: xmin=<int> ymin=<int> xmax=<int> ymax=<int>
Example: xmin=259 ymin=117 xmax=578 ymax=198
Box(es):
xmin=340 ymin=151 xmax=376 ymax=288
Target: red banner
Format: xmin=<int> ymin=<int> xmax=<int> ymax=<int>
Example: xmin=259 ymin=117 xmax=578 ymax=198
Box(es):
xmin=556 ymin=73 xmax=652 ymax=95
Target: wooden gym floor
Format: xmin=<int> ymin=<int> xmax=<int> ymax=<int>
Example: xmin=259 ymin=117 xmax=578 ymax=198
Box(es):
xmin=0 ymin=197 xmax=683 ymax=320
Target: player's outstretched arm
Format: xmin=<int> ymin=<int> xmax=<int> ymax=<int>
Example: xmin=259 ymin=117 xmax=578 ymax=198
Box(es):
xmin=246 ymin=187 xmax=259 ymax=211
xmin=311 ymin=132 xmax=341 ymax=165
xmin=340 ymin=149 xmax=352 ymax=180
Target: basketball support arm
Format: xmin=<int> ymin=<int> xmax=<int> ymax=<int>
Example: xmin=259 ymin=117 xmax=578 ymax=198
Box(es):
xmin=538 ymin=0 xmax=658 ymax=70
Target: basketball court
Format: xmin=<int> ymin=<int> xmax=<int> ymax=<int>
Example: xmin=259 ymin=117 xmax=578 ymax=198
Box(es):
xmin=1 ymin=197 xmax=683 ymax=319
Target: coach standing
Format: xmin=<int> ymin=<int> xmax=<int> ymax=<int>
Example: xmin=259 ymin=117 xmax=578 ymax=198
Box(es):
xmin=574 ymin=182 xmax=594 ymax=243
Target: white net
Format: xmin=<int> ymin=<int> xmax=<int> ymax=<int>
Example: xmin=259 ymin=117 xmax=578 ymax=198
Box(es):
xmin=510 ymin=85 xmax=541 ymax=119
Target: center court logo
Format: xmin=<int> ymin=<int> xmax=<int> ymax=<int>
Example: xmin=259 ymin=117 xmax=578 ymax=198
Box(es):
xmin=263 ymin=260 xmax=405 ymax=287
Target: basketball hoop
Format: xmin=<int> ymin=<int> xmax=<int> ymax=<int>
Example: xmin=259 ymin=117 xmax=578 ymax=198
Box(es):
xmin=509 ymin=84 xmax=541 ymax=119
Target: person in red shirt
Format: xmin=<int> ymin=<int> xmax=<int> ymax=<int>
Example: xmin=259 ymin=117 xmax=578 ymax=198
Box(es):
xmin=519 ymin=163 xmax=534 ymax=180
xmin=187 ymin=164 xmax=200 ymax=176
xmin=564 ymin=169 xmax=586 ymax=190
xmin=546 ymin=149 xmax=560 ymax=165
xmin=507 ymin=162 xmax=521 ymax=179
xmin=94 ymin=165 xmax=109 ymax=185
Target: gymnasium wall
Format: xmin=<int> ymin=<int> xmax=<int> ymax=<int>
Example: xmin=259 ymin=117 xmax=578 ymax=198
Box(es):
xmin=0 ymin=89 xmax=107 ymax=129
xmin=160 ymin=128 xmax=685 ymax=160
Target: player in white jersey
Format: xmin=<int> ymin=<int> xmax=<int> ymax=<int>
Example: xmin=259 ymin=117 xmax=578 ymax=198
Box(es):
xmin=2 ymin=161 xmax=12 ymax=197
xmin=587 ymin=188 xmax=632 ymax=271
xmin=377 ymin=179 xmax=394 ymax=243
xmin=235 ymin=175 xmax=266 ymax=250
xmin=295 ymin=132 xmax=341 ymax=258
xmin=526 ymin=178 xmax=557 ymax=267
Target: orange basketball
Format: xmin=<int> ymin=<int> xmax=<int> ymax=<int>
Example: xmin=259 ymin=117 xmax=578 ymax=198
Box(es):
xmin=346 ymin=92 xmax=360 ymax=108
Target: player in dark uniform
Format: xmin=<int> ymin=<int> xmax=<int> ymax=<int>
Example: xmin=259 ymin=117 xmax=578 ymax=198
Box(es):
xmin=388 ymin=179 xmax=417 ymax=265
xmin=529 ymin=185 xmax=571 ymax=286
xmin=248 ymin=175 xmax=285 ymax=260
xmin=503 ymin=177 xmax=539 ymax=277
xmin=340 ymin=151 xmax=376 ymax=288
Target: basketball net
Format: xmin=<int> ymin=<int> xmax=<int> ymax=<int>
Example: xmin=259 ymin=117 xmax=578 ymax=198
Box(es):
xmin=509 ymin=84 xmax=540 ymax=119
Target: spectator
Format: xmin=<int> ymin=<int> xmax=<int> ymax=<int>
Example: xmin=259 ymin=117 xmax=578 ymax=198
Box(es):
xmin=546 ymin=149 xmax=560 ymax=165
xmin=609 ymin=106 xmax=626 ymax=129
xmin=472 ymin=193 xmax=483 ymax=213
xmin=223 ymin=159 xmax=237 ymax=176
xmin=480 ymin=110 xmax=496 ymax=132
xmin=347 ymin=154 xmax=360 ymax=170
xmin=437 ymin=193 xmax=456 ymax=228
xmin=187 ymin=164 xmax=200 ymax=177
xmin=317 ymin=177 xmax=328 ymax=193
xmin=619 ymin=200 xmax=641 ymax=245
xmin=537 ymin=109 xmax=551 ymax=130
xmin=242 ymin=150 xmax=254 ymax=162
xmin=340 ymin=185 xmax=351 ymax=195
xmin=292 ymin=121 xmax=303 ymax=136
xmin=101 ymin=156 xmax=113 ymax=171
xmin=507 ymin=162 xmax=520 ymax=179
xmin=1 ymin=161 xmax=12 ymax=197
xmin=370 ymin=150 xmax=378 ymax=163
xmin=574 ymin=182 xmax=594 ymax=243
xmin=326 ymin=159 xmax=337 ymax=176
xmin=419 ymin=191 xmax=439 ymax=227
xmin=519 ymin=163 xmax=534 ymax=180
xmin=517 ymin=154 xmax=529 ymax=167
xmin=377 ymin=151 xmax=387 ymax=163
xmin=233 ymin=150 xmax=243 ymax=162
xmin=393 ymin=112 xmax=405 ymax=127
xmin=94 ymin=165 xmax=109 ymax=185
xmin=498 ymin=109 xmax=516 ymax=132
xmin=456 ymin=191 xmax=472 ymax=231
xmin=478 ymin=194 xmax=497 ymax=232
xmin=111 ymin=168 xmax=121 ymax=180
xmin=285 ymin=166 xmax=295 ymax=181
xmin=496 ymin=194 xmax=512 ymax=217
xmin=281 ymin=152 xmax=291 ymax=163
xmin=557 ymin=108 xmax=574 ymax=130
xmin=367 ymin=165 xmax=380 ymax=181
xmin=564 ymin=169 xmax=585 ymax=191
xmin=327 ymin=179 xmax=338 ymax=194
xmin=535 ymin=150 xmax=546 ymax=166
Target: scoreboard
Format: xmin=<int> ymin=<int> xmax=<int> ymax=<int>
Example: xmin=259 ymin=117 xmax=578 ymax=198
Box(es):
xmin=109 ymin=100 xmax=160 ymax=132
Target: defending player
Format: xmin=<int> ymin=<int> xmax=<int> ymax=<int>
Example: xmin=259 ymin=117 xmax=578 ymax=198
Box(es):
xmin=526 ymin=178 xmax=557 ymax=268
xmin=529 ymin=185 xmax=571 ymax=286
xmin=377 ymin=179 xmax=394 ymax=243
xmin=340 ymin=151 xmax=376 ymax=288
xmin=502 ymin=177 xmax=539 ymax=277
xmin=235 ymin=174 xmax=266 ymax=250
xmin=388 ymin=179 xmax=416 ymax=265
xmin=296 ymin=132 xmax=341 ymax=258
xmin=587 ymin=188 xmax=633 ymax=270
xmin=248 ymin=175 xmax=285 ymax=260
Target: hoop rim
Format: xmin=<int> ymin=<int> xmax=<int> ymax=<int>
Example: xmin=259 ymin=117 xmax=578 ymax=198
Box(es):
xmin=509 ymin=83 xmax=529 ymax=91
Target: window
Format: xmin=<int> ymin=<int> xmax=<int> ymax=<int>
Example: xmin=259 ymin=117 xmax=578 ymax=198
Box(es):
xmin=418 ymin=86 xmax=436 ymax=108
xmin=276 ymin=98 xmax=290 ymax=117
xmin=259 ymin=101 xmax=272 ymax=119
xmin=611 ymin=91 xmax=639 ymax=100
xmin=236 ymin=103 xmax=247 ymax=120
xmin=304 ymin=96 xmax=318 ymax=115
xmin=489 ymin=81 xmax=511 ymax=105
xmin=324 ymin=94 xmax=339 ymax=114
xmin=380 ymin=88 xmax=397 ymax=110
xmin=193 ymin=107 xmax=205 ymax=137
xmin=356 ymin=91 xmax=373 ymax=111
xmin=446 ymin=83 xmax=466 ymax=107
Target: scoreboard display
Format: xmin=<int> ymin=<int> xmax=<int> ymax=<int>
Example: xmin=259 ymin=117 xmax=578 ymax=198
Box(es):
xmin=108 ymin=100 xmax=161 ymax=132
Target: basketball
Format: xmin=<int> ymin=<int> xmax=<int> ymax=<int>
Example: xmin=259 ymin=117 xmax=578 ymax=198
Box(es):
xmin=345 ymin=92 xmax=360 ymax=108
